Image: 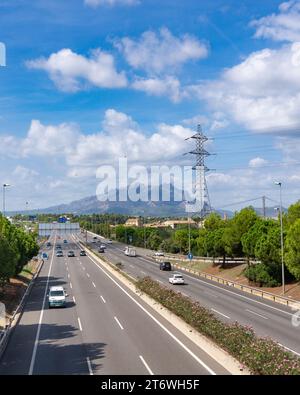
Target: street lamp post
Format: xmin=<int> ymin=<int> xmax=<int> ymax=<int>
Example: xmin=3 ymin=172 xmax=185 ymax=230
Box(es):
xmin=275 ymin=181 xmax=285 ymax=295
xmin=2 ymin=184 xmax=10 ymax=217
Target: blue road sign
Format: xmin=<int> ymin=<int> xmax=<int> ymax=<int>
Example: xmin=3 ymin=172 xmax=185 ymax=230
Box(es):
xmin=188 ymin=253 xmax=193 ymax=260
xmin=58 ymin=216 xmax=67 ymax=223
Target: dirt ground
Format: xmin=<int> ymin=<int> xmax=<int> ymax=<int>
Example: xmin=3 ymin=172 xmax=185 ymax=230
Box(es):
xmin=0 ymin=259 xmax=41 ymax=320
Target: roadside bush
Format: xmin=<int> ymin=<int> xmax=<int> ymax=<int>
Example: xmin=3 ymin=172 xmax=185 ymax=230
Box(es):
xmin=136 ymin=277 xmax=300 ymax=375
xmin=244 ymin=263 xmax=281 ymax=287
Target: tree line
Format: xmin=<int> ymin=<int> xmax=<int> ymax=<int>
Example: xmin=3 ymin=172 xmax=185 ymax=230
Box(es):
xmin=0 ymin=215 xmax=39 ymax=286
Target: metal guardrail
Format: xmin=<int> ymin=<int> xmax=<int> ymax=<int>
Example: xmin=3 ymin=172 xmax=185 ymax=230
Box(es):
xmin=0 ymin=257 xmax=44 ymax=360
xmin=165 ymin=260 xmax=300 ymax=310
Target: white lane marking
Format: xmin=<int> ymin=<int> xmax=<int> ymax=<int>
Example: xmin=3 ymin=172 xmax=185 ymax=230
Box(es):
xmin=70 ymin=282 xmax=73 ymax=289
xmin=79 ymin=262 xmax=82 ymax=265
xmin=87 ymin=273 xmax=90 ymax=278
xmin=66 ymin=266 xmax=69 ymax=271
xmin=78 ymin=317 xmax=83 ymax=331
xmin=86 ymin=357 xmax=93 ymax=375
xmin=211 ymin=308 xmax=230 ymax=319
xmin=92 ymin=282 xmax=96 ymax=288
xmin=73 ymin=296 xmax=76 ymax=303
xmin=114 ymin=316 xmax=124 ymax=330
xmin=278 ymin=343 xmax=300 ymax=357
xmin=139 ymin=355 xmax=154 ymax=375
xmin=100 ymin=295 xmax=106 ymax=303
xmin=82 ymin=250 xmax=216 ymax=375
xmin=29 ymin=234 xmax=57 ymax=375
xmin=67 ymin=274 xmax=70 ymax=279
xmin=246 ymin=309 xmax=268 ymax=320
xmin=156 ymin=279 xmax=163 ymax=284
xmin=83 ymin=267 xmax=86 ymax=271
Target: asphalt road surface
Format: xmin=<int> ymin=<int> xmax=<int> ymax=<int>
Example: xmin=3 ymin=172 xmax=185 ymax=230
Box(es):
xmin=0 ymin=234 xmax=229 ymax=375
xmin=78 ymin=231 xmax=300 ymax=358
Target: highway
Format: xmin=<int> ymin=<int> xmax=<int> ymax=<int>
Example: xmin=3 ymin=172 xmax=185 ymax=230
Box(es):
xmin=78 ymin=231 xmax=300 ymax=357
xmin=0 ymin=234 xmax=229 ymax=375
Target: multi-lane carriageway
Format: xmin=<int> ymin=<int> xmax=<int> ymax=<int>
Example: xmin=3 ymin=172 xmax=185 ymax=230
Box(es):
xmin=77 ymin=231 xmax=300 ymax=359
xmin=0 ymin=235 xmax=230 ymax=375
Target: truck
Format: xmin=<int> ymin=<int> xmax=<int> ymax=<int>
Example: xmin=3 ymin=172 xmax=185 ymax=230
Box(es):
xmin=124 ymin=246 xmax=136 ymax=257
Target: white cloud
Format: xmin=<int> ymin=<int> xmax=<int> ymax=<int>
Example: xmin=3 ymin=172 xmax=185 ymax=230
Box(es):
xmin=195 ymin=42 xmax=300 ymax=131
xmin=85 ymin=0 xmax=139 ymax=7
xmin=115 ymin=27 xmax=208 ymax=74
xmin=27 ymin=48 xmax=127 ymax=92
xmin=249 ymin=157 xmax=268 ymax=168
xmin=251 ymin=1 xmax=300 ymax=42
xmin=13 ymin=166 xmax=39 ymax=180
xmin=131 ymin=76 xmax=183 ymax=102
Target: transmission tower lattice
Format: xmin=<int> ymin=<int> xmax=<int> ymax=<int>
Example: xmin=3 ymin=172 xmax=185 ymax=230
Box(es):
xmin=185 ymin=124 xmax=212 ymax=218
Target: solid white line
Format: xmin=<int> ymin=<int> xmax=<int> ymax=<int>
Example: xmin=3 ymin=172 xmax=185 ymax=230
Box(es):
xmin=82 ymin=250 xmax=216 ymax=375
xmin=73 ymin=296 xmax=76 ymax=303
xmin=278 ymin=343 xmax=300 ymax=357
xmin=246 ymin=309 xmax=268 ymax=320
xmin=86 ymin=357 xmax=93 ymax=375
xmin=114 ymin=316 xmax=124 ymax=330
xmin=139 ymin=355 xmax=154 ymax=375
xmin=156 ymin=279 xmax=163 ymax=284
xmin=29 ymin=234 xmax=57 ymax=375
xmin=78 ymin=317 xmax=83 ymax=331
xmin=100 ymin=295 xmax=106 ymax=303
xmin=70 ymin=282 xmax=73 ymax=289
xmin=211 ymin=308 xmax=230 ymax=319
xmin=92 ymin=282 xmax=96 ymax=288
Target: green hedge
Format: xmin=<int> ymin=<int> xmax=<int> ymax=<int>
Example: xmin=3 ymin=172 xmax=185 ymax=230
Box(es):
xmin=136 ymin=277 xmax=300 ymax=375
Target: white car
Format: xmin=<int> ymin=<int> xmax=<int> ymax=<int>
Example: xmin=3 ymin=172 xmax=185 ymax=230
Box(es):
xmin=154 ymin=251 xmax=164 ymax=256
xmin=100 ymin=244 xmax=106 ymax=249
xmin=106 ymin=239 xmax=113 ymax=244
xmin=169 ymin=274 xmax=185 ymax=285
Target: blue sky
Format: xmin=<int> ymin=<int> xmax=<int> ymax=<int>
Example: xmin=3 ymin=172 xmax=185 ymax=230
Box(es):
xmin=0 ymin=0 xmax=300 ymax=211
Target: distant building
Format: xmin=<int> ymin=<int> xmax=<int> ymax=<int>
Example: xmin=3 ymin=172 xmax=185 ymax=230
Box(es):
xmin=124 ymin=217 xmax=142 ymax=227
xmin=160 ymin=218 xmax=197 ymax=229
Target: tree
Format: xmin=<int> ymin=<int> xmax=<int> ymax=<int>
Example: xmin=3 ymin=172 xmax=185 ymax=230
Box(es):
xmin=285 ymin=201 xmax=300 ymax=228
xmin=0 ymin=235 xmax=18 ymax=285
xmin=285 ymin=219 xmax=300 ymax=281
xmin=223 ymin=207 xmax=259 ymax=257
xmin=242 ymin=219 xmax=277 ymax=261
xmin=204 ymin=213 xmax=224 ymax=232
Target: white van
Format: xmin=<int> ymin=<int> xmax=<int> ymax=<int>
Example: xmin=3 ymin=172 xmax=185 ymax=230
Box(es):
xmin=48 ymin=286 xmax=67 ymax=308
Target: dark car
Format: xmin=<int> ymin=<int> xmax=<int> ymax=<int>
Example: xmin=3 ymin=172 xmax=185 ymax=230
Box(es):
xmin=56 ymin=244 xmax=62 ymax=249
xmin=80 ymin=250 xmax=86 ymax=256
xmin=67 ymin=251 xmax=75 ymax=257
xmin=46 ymin=242 xmax=51 ymax=247
xmin=98 ymin=247 xmax=105 ymax=253
xmin=159 ymin=261 xmax=172 ymax=271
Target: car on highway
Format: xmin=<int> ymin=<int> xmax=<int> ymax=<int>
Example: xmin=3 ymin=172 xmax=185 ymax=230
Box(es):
xmin=100 ymin=244 xmax=106 ymax=249
xmin=46 ymin=242 xmax=51 ymax=247
xmin=56 ymin=244 xmax=62 ymax=249
xmin=48 ymin=286 xmax=67 ymax=308
xmin=56 ymin=250 xmax=63 ymax=257
xmin=159 ymin=261 xmax=172 ymax=271
xmin=63 ymin=239 xmax=68 ymax=243
xmin=106 ymin=239 xmax=113 ymax=244
xmin=67 ymin=250 xmax=75 ymax=257
xmin=169 ymin=273 xmax=184 ymax=285
xmin=42 ymin=252 xmax=48 ymax=260
xmin=93 ymin=236 xmax=97 ymax=240
xmin=154 ymin=251 xmax=164 ymax=256
xmin=80 ymin=250 xmax=86 ymax=256
xmin=98 ymin=247 xmax=105 ymax=253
